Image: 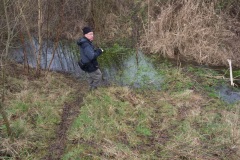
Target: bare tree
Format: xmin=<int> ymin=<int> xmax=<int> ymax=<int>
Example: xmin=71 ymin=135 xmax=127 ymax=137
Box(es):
xmin=35 ymin=0 xmax=43 ymax=76
xmin=47 ymin=0 xmax=65 ymax=73
xmin=0 ymin=0 xmax=18 ymax=138
xmin=17 ymin=0 xmax=37 ymax=73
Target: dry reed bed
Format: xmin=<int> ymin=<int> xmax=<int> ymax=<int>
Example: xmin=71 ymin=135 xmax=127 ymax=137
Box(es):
xmin=142 ymin=0 xmax=240 ymax=68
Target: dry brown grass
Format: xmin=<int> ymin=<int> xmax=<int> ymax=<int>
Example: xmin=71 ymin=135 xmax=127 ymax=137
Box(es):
xmin=141 ymin=0 xmax=240 ymax=68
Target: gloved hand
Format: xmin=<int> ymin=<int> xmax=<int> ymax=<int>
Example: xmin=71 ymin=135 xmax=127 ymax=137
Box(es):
xmin=96 ymin=48 xmax=104 ymax=54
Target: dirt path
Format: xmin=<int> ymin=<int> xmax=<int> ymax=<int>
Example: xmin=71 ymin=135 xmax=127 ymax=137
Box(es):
xmin=44 ymin=93 xmax=84 ymax=160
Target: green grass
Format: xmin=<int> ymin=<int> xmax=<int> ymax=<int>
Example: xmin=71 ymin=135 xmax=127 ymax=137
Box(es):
xmin=68 ymin=87 xmax=152 ymax=143
xmin=0 ymin=66 xmax=83 ymax=159
xmin=65 ymin=82 xmax=240 ymax=159
xmin=2 ymin=61 xmax=240 ymax=159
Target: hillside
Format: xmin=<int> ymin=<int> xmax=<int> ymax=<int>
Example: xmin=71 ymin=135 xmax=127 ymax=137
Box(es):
xmin=1 ymin=61 xmax=240 ymax=159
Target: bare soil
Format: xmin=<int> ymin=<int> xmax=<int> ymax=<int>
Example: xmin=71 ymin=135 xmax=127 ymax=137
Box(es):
xmin=43 ymin=97 xmax=84 ymax=160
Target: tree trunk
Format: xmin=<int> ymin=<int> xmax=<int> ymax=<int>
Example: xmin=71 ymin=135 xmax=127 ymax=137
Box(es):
xmin=17 ymin=0 xmax=37 ymax=72
xmin=1 ymin=0 xmax=13 ymax=138
xmin=36 ymin=0 xmax=43 ymax=76
xmin=46 ymin=0 xmax=65 ymax=74
xmin=20 ymin=31 xmax=29 ymax=74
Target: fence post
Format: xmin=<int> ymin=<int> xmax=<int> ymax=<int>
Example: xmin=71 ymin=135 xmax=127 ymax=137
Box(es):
xmin=227 ymin=59 xmax=234 ymax=86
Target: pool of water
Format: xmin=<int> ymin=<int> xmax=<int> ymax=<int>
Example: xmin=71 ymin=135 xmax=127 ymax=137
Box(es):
xmin=9 ymin=39 xmax=240 ymax=104
xmin=102 ymin=51 xmax=163 ymax=89
xmin=9 ymin=39 xmax=163 ymax=90
xmin=216 ymin=85 xmax=240 ymax=104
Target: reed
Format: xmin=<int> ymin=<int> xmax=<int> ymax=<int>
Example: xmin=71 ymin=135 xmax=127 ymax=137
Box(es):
xmin=141 ymin=0 xmax=240 ymax=68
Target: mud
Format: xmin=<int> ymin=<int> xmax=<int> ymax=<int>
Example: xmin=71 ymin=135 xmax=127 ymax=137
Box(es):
xmin=43 ymin=93 xmax=84 ymax=160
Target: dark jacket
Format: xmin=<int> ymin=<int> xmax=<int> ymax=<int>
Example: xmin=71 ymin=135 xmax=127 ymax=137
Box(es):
xmin=77 ymin=37 xmax=102 ymax=72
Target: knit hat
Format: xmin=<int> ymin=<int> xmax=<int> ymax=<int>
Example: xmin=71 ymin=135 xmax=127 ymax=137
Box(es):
xmin=82 ymin=27 xmax=92 ymax=35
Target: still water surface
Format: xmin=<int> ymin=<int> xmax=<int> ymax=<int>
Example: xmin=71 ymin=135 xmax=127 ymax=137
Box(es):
xmin=9 ymin=40 xmax=240 ymax=104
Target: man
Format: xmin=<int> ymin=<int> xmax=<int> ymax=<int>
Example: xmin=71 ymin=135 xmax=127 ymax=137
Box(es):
xmin=77 ymin=27 xmax=103 ymax=90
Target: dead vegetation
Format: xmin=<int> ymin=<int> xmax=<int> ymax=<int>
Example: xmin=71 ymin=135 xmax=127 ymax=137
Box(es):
xmin=2 ymin=0 xmax=240 ymax=67
xmin=141 ymin=0 xmax=240 ymax=68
